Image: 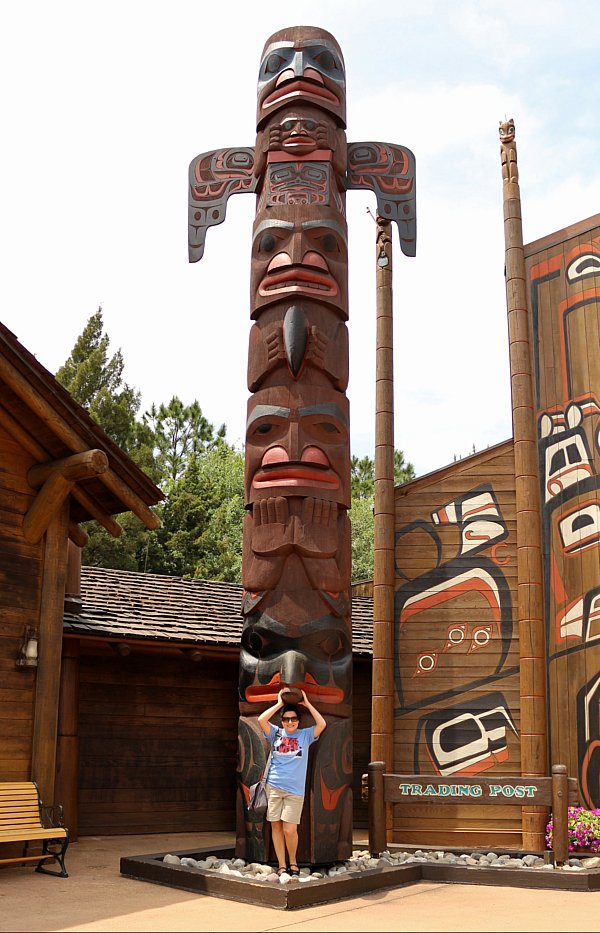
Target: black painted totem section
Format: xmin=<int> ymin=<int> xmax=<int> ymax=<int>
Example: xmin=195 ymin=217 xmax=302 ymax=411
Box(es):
xmin=189 ymin=25 xmax=415 ymax=864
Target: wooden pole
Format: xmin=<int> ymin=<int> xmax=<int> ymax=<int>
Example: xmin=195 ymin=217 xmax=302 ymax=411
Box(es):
xmin=371 ymin=217 xmax=395 ymax=793
xmin=55 ymin=638 xmax=80 ymax=841
xmin=31 ymin=501 xmax=70 ymax=805
xmin=499 ymin=118 xmax=548 ymax=849
xmin=368 ymin=761 xmax=387 ymax=856
xmin=551 ymin=764 xmax=569 ymax=866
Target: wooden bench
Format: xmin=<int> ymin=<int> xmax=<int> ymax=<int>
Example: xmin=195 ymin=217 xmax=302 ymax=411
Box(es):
xmin=0 ymin=781 xmax=69 ymax=877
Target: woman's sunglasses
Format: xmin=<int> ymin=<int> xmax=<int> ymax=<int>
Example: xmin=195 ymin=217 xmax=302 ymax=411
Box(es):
xmin=282 ymin=716 xmax=298 ymax=723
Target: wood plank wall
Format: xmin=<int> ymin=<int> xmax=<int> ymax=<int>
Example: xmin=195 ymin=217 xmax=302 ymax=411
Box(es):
xmin=392 ymin=442 xmax=523 ymax=847
xmin=0 ymin=422 xmax=39 ymax=783
xmin=77 ymin=648 xmax=372 ymax=835
xmin=525 ymin=217 xmax=600 ymax=811
xmin=78 ymin=651 xmax=240 ymax=835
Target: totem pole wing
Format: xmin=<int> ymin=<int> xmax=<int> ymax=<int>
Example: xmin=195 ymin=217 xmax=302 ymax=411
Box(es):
xmin=188 ymin=146 xmax=258 ymax=262
xmin=346 ymin=142 xmax=416 ymax=257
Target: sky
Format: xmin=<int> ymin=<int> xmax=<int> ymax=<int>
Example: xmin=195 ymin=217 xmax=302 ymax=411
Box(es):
xmin=1 ymin=1 xmax=599 ymax=478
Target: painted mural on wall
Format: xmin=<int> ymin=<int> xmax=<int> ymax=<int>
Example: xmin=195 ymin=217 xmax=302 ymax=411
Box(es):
xmin=394 ymin=467 xmax=521 ymax=795
xmin=527 ymin=221 xmax=600 ymax=809
xmin=188 ymin=26 xmax=415 ymax=864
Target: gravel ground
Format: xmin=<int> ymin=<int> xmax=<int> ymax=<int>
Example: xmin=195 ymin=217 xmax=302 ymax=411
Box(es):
xmin=162 ymin=847 xmax=600 ymax=884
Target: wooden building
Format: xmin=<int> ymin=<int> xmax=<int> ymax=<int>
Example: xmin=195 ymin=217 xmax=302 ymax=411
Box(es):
xmin=392 ymin=440 xmax=520 ymax=848
xmin=63 ymin=570 xmax=374 ymax=838
xmin=0 ymin=321 xmax=163 ymax=844
xmin=386 ymin=212 xmax=600 ymax=852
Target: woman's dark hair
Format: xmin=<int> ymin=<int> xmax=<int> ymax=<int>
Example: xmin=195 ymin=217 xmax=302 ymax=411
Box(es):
xmin=281 ymin=704 xmax=300 ymax=718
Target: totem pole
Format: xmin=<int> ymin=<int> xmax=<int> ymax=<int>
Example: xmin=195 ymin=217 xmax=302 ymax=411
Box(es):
xmin=499 ymin=118 xmax=547 ymax=848
xmin=189 ymin=26 xmax=415 ymax=865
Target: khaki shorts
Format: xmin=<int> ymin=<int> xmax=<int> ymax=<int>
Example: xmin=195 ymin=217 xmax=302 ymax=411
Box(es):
xmin=265 ymin=784 xmax=304 ymax=824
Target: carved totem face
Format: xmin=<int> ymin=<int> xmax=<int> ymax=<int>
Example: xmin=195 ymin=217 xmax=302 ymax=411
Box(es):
xmin=251 ymin=208 xmax=348 ymax=317
xmin=499 ymin=118 xmax=515 ymax=143
xmin=268 ymin=105 xmax=335 ymax=156
xmin=239 ymin=609 xmax=352 ymax=711
xmin=244 ymin=383 xmax=350 ymax=507
xmin=257 ymin=26 xmax=346 ymax=128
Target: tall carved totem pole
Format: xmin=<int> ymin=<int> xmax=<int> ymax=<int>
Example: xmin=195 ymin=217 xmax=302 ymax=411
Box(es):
xmin=189 ymin=26 xmax=415 ymax=864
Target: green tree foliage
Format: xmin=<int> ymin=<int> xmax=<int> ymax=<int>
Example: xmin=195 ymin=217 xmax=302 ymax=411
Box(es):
xmin=56 ymin=308 xmax=144 ymax=455
xmin=56 ymin=309 xmax=235 ymax=577
xmin=349 ymin=449 xmax=415 ymax=581
xmin=349 ymin=496 xmax=375 ymax=583
xmin=144 ymin=397 xmax=226 ymax=491
xmin=350 ymin=450 xmax=415 ymax=499
xmin=144 ymin=444 xmax=245 ymax=581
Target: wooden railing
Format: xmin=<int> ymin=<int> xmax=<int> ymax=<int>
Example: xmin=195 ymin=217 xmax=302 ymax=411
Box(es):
xmin=364 ymin=762 xmax=578 ymax=865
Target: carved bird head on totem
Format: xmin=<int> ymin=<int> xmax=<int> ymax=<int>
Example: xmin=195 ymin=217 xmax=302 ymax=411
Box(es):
xmin=257 ymin=26 xmax=346 ymax=129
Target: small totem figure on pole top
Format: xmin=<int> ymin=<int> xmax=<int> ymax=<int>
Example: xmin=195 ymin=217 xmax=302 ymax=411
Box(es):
xmin=189 ymin=25 xmax=416 ymax=866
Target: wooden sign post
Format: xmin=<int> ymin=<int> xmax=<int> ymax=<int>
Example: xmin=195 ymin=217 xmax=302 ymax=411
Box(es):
xmin=367 ymin=761 xmax=577 ymax=865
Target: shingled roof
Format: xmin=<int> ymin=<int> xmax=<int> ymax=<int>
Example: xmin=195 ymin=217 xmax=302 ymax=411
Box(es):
xmin=64 ymin=566 xmax=373 ymax=656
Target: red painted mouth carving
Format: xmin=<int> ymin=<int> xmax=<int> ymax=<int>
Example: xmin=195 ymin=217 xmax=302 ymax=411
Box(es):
xmin=259 ymin=266 xmax=337 ymax=298
xmin=282 ymin=136 xmax=317 ymax=149
xmin=253 ymin=461 xmax=339 ymax=489
xmin=263 ymin=79 xmax=339 ymax=110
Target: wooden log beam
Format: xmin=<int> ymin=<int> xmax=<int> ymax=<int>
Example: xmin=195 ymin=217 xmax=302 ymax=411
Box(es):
xmin=23 ymin=472 xmax=74 ymax=544
xmin=70 ymin=487 xmax=123 ymax=538
xmin=31 ymin=502 xmax=70 ymax=806
xmin=0 ymin=400 xmax=123 ymax=536
xmin=55 ymin=639 xmax=80 ymax=841
xmin=28 ymin=449 xmax=109 ymax=488
xmin=0 ymin=355 xmax=160 ymax=529
xmin=0 ymin=402 xmax=129 ymax=538
xmin=68 ymin=521 xmax=89 ymax=548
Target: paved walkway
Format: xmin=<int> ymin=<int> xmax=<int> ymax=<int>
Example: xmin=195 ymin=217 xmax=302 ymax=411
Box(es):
xmin=2 ymin=832 xmax=600 ymax=932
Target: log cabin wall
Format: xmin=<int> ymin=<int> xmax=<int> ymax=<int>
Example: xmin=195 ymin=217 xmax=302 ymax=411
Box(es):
xmin=76 ymin=645 xmax=372 ymax=835
xmin=524 ymin=213 xmax=600 ymax=812
xmin=77 ymin=648 xmax=240 ymax=835
xmin=392 ymin=441 xmax=522 ymax=848
xmin=0 ymin=421 xmax=40 ymax=783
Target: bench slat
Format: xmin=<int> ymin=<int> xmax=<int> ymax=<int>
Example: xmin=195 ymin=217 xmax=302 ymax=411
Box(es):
xmin=0 ymin=782 xmax=39 ymax=789
xmin=0 ymin=828 xmax=67 ymax=842
xmin=0 ymin=794 xmax=39 ymax=803
xmin=0 ymin=822 xmax=43 ymax=829
xmin=0 ymin=801 xmax=40 ymax=808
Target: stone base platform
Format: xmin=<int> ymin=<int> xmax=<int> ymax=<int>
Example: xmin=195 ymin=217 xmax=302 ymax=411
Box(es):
xmin=120 ymin=844 xmax=600 ymax=910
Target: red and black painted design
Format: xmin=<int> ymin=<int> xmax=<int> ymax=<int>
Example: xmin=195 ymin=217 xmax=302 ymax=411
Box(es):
xmin=416 ymin=691 xmax=518 ymax=777
xmin=527 ymin=224 xmax=600 ymax=808
xmin=394 ymin=483 xmax=515 ymax=741
xmin=189 ymin=25 xmax=416 ymax=864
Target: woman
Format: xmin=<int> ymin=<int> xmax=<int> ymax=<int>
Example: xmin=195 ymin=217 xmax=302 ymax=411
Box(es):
xmin=257 ymin=688 xmax=327 ymax=876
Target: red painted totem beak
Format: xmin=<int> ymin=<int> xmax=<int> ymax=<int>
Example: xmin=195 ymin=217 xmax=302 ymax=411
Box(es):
xmin=245 ymin=674 xmax=343 ymax=705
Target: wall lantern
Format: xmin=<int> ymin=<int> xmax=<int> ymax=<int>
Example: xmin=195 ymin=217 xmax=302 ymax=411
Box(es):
xmin=16 ymin=626 xmax=38 ymax=668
